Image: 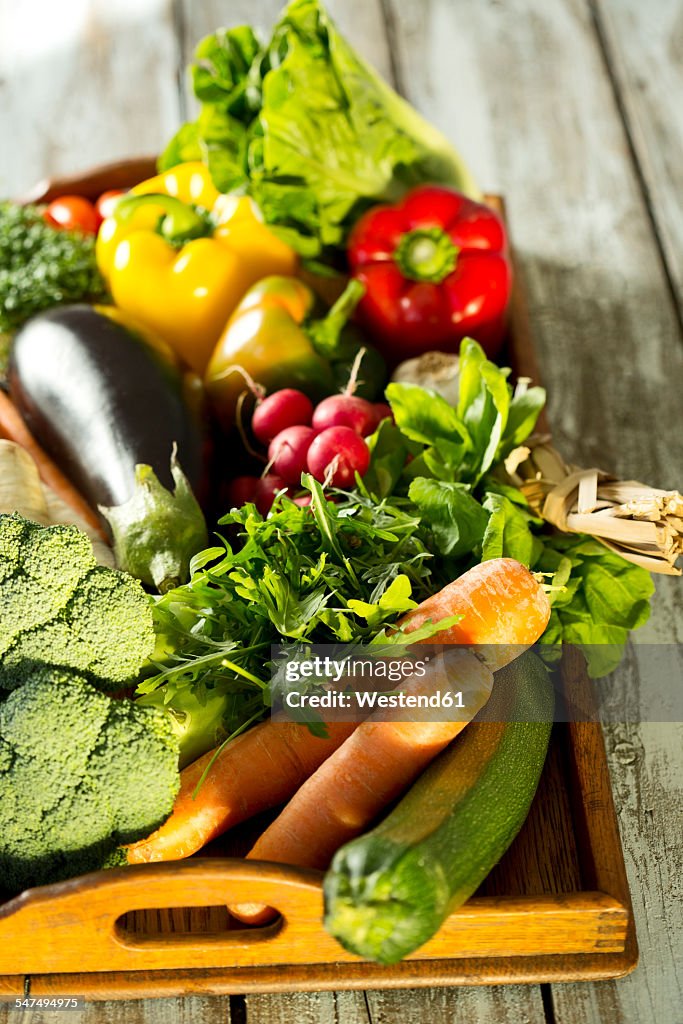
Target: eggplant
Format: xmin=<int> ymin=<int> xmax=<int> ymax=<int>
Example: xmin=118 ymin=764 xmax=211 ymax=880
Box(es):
xmin=9 ymin=304 xmax=204 ymax=506
xmin=9 ymin=304 xmax=208 ymax=591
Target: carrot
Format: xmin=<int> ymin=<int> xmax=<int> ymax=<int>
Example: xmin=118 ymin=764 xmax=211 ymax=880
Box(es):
xmin=230 ymin=558 xmax=550 ymax=924
xmin=0 ymin=389 xmax=104 ymax=537
xmin=399 ymin=556 xmax=552 ymax=671
xmin=126 ymin=719 xmax=358 ymax=864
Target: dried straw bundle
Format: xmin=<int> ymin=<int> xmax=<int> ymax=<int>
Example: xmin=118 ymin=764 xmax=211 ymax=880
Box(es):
xmin=505 ymin=436 xmax=683 ymax=575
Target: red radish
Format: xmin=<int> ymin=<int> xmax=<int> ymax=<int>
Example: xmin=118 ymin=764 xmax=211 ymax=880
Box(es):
xmin=252 ymin=390 xmax=314 ymax=444
xmin=253 ymin=474 xmax=289 ymax=515
xmin=372 ymin=402 xmax=394 ymax=426
xmin=294 ymin=494 xmax=313 ymax=507
xmin=312 ymin=394 xmax=377 ymax=437
xmin=226 ymin=475 xmax=260 ymax=508
xmin=267 ymin=425 xmax=317 ymax=485
xmin=307 ymin=426 xmax=370 ymax=487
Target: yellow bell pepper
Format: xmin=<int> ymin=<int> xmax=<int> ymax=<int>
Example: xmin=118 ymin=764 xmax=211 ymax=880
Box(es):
xmin=96 ymin=162 xmax=298 ymax=374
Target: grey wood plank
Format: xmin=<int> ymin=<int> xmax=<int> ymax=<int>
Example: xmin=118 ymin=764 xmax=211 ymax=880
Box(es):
xmin=549 ymin=723 xmax=683 ymax=1024
xmin=244 ymin=985 xmax=548 ymax=1024
xmin=245 ymin=991 xmax=368 ymax=1024
xmin=385 ymin=1 xmax=683 ymax=1022
xmin=90 ymin=994 xmax=231 ymax=1023
xmin=365 ymin=984 xmax=547 ymax=1024
xmin=592 ymin=0 xmax=683 ymax=328
xmin=0 ymin=994 xmax=231 ymax=1024
xmin=0 ymin=0 xmax=181 ymax=198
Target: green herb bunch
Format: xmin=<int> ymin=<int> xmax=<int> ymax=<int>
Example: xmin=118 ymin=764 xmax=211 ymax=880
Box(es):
xmin=0 ymin=202 xmax=107 ymax=332
xmin=138 ymin=478 xmax=439 ymax=740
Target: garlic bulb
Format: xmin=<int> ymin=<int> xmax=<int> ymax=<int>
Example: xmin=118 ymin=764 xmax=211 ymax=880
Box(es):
xmin=391 ymin=351 xmax=460 ymax=405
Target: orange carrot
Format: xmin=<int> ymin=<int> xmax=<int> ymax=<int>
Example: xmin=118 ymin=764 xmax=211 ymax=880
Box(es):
xmin=0 ymin=389 xmax=104 ymax=537
xmin=399 ymin=556 xmax=551 ymax=671
xmin=230 ymin=559 xmax=550 ymax=924
xmin=126 ymin=719 xmax=358 ymax=864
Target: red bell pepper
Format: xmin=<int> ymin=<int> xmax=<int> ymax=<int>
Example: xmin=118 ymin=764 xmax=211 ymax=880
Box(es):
xmin=347 ymin=185 xmax=512 ymax=365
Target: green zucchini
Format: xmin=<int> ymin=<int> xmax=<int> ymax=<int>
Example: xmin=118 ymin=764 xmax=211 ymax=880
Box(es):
xmin=323 ymin=650 xmax=554 ymax=964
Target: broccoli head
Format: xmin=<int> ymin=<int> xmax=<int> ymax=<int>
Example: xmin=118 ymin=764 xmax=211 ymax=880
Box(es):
xmin=0 ymin=513 xmax=155 ymax=691
xmin=0 ymin=667 xmax=179 ymax=897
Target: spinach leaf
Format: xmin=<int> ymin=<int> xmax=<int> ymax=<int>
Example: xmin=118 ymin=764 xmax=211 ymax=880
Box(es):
xmin=481 ymin=492 xmax=542 ymax=566
xmin=408 ymin=478 xmax=488 ymax=559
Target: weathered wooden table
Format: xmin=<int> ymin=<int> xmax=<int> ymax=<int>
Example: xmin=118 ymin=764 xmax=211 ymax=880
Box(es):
xmin=1 ymin=0 xmax=681 ymax=1021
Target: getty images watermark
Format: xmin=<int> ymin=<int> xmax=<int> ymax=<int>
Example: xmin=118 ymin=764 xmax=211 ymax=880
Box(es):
xmin=270 ymin=643 xmax=683 ymax=723
xmin=280 ymin=650 xmax=465 ymax=712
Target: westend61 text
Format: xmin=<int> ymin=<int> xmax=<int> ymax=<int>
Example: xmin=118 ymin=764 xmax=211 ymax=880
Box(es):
xmin=284 ymin=690 xmax=466 ymax=710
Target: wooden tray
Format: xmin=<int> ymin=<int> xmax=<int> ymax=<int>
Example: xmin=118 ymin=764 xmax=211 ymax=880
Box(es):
xmin=0 ymin=168 xmax=637 ymax=999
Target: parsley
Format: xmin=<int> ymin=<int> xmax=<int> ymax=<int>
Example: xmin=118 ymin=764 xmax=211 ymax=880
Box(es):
xmin=0 ymin=203 xmax=107 ymax=332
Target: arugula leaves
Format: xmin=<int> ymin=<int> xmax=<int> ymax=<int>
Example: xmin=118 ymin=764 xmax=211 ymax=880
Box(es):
xmin=140 ymin=480 xmax=441 ymax=726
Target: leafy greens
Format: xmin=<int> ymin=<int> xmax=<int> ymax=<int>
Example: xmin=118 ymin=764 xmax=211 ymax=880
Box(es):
xmin=139 ymin=478 xmax=446 ymax=734
xmin=369 ymin=338 xmax=655 ymax=676
xmin=160 ymin=0 xmax=480 ymax=266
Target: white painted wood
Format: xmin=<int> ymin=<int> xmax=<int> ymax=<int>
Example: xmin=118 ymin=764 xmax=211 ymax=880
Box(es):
xmin=0 ymin=0 xmax=180 ymax=198
xmin=593 ymin=0 xmax=683 ymax=326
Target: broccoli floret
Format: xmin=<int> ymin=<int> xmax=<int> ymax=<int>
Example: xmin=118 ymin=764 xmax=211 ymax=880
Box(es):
xmin=0 ymin=514 xmax=155 ymax=691
xmin=0 ymin=202 xmax=107 ymax=333
xmin=0 ymin=667 xmax=179 ymax=897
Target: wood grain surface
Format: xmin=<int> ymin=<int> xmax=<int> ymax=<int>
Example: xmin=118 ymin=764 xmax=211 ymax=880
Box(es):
xmin=0 ymin=0 xmax=681 ymax=1021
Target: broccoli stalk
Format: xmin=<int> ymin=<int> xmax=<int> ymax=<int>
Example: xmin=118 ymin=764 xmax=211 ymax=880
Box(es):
xmin=136 ymin=685 xmax=236 ymax=769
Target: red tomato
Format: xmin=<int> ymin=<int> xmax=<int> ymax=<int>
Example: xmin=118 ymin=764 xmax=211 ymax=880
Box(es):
xmin=96 ymin=189 xmax=125 ymax=221
xmin=44 ymin=196 xmax=99 ymax=234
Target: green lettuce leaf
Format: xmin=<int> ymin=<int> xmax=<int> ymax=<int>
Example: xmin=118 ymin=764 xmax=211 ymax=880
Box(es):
xmin=162 ymin=0 xmax=479 ymax=263
xmin=160 ymin=25 xmax=263 ymax=192
xmin=537 ymin=534 xmax=655 ymax=677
